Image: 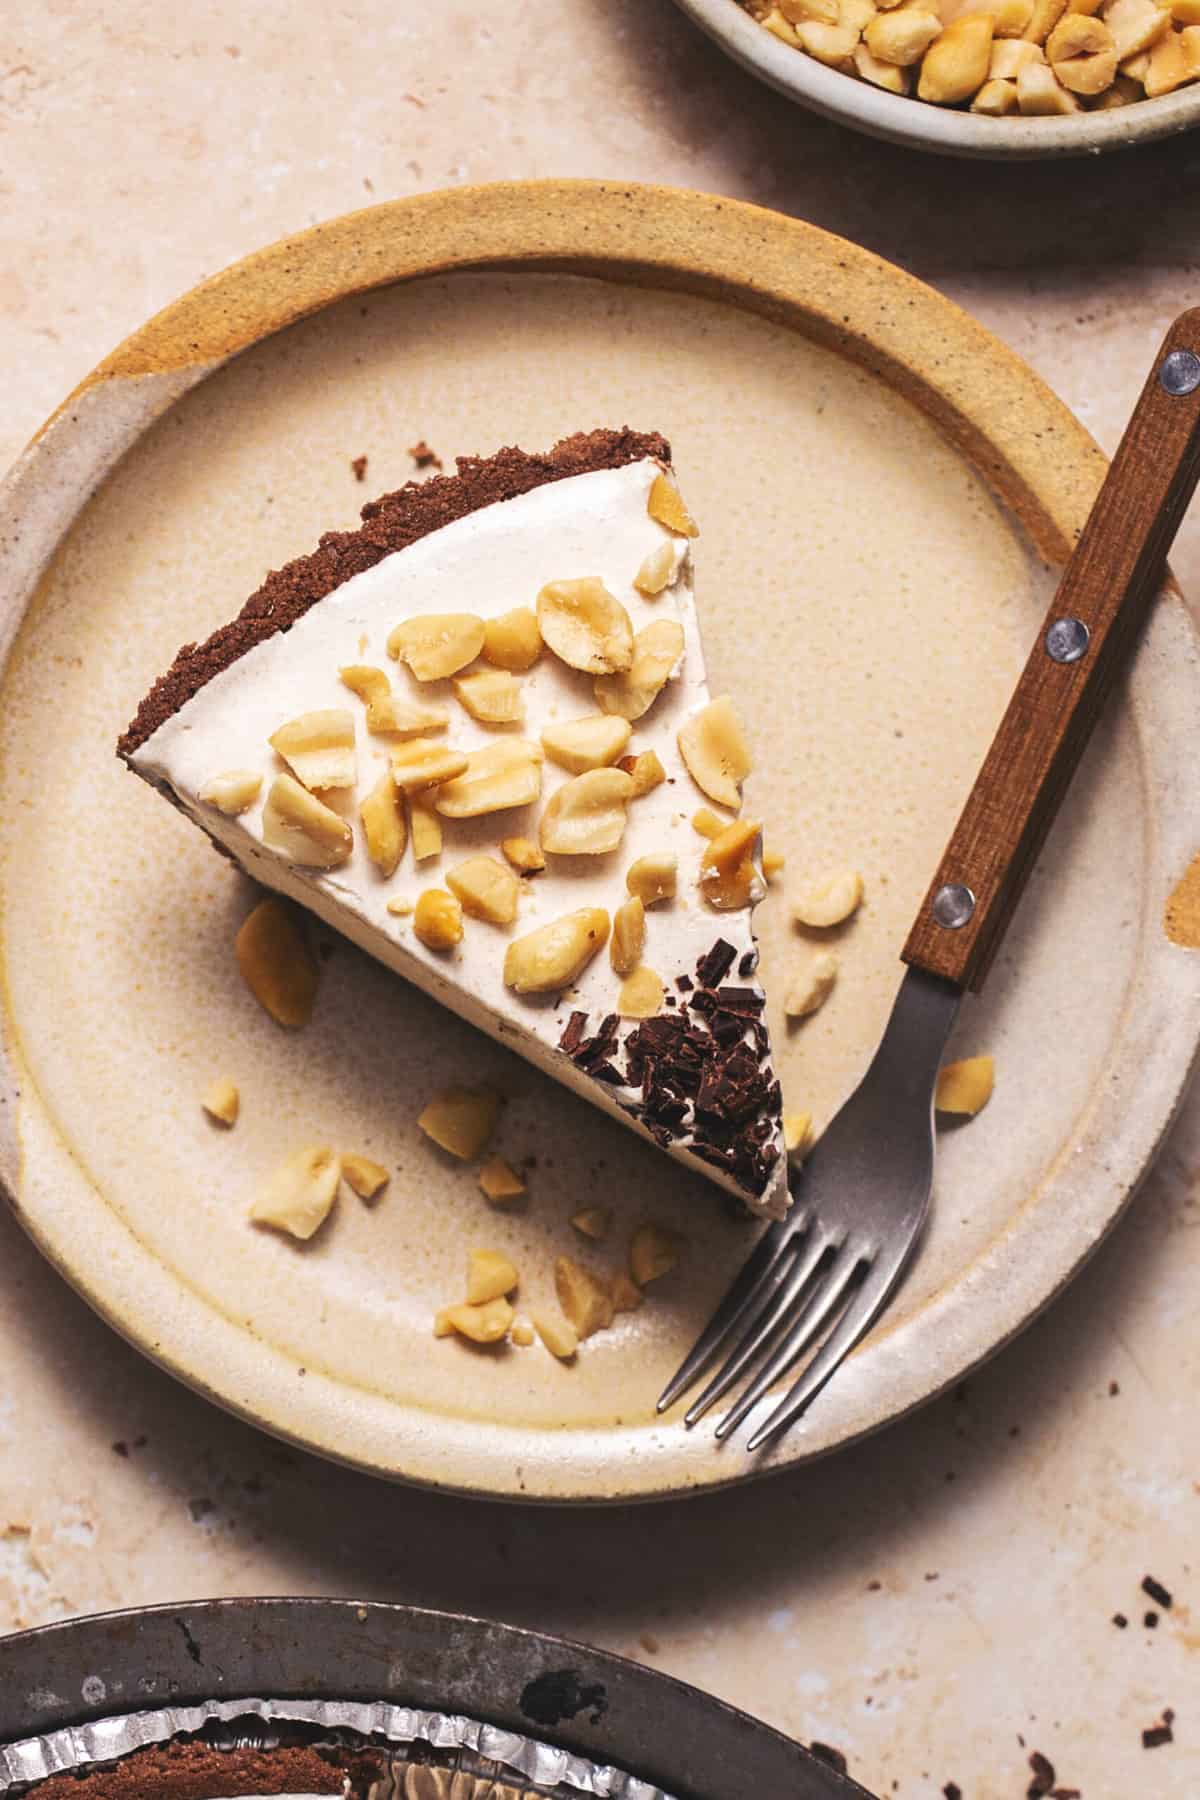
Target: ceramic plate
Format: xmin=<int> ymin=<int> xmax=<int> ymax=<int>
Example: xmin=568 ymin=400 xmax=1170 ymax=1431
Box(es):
xmin=1 ymin=182 xmax=1198 ymax=1502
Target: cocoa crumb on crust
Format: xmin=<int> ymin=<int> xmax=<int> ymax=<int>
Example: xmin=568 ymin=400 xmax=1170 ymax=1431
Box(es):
xmin=350 ymin=454 xmax=368 ymax=482
xmin=408 ymin=438 xmax=443 ymax=469
xmin=118 ymin=428 xmax=669 ymax=758
xmin=25 ymin=1739 xmax=353 ymax=1800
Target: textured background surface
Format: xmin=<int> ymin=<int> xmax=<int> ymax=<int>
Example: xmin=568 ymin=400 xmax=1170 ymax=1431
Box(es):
xmin=2 ymin=4 xmax=1199 ymax=1797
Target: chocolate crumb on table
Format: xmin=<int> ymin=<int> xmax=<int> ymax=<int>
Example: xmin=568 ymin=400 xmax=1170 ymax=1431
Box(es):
xmin=408 ymin=438 xmax=443 ymax=470
xmin=1144 ymin=1609 xmax=1159 ymax=1628
xmin=1141 ymin=1573 xmax=1173 ymax=1609
xmin=1026 ymin=1749 xmax=1056 ymax=1797
xmin=350 ymin=454 xmax=368 ymax=482
xmin=1142 ymin=1708 xmax=1175 ymax=1749
xmin=1112 ymin=1611 xmax=1128 ymax=1628
xmin=942 ymin=1784 xmax=962 ymax=1799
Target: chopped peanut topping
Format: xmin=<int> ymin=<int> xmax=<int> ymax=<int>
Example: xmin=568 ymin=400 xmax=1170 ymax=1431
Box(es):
xmin=202 ymin=1077 xmax=240 ymax=1126
xmin=262 ymin=773 xmax=353 ymax=869
xmin=626 ymin=853 xmax=677 ymax=906
xmin=446 ymin=855 xmax=519 ymax=924
xmin=611 ymin=896 xmax=647 ymax=975
xmin=250 ymin=1146 xmax=341 ymax=1241
xmin=542 ymin=714 xmax=632 ymax=773
xmin=678 ymin=696 xmax=752 ymax=810
xmin=409 ymin=795 xmax=443 ymax=861
xmin=479 ymin=1156 xmax=527 ymax=1204
xmin=340 ymin=665 xmax=448 ymax=737
xmin=452 ymin=668 xmax=525 ymax=724
xmin=935 ymin=1055 xmax=995 ymax=1116
xmin=198 ymin=770 xmax=262 ymax=816
xmin=269 ymin=709 xmax=357 ymax=791
xmin=700 ymin=819 xmax=766 ymax=912
xmin=482 ymin=606 xmax=543 ymax=672
xmin=433 ymin=738 xmax=544 ymax=817
xmin=691 ymin=807 xmax=727 ymax=839
xmin=418 ymin=1086 xmax=502 ymax=1159
xmin=571 ymin=1207 xmax=612 ymax=1241
xmin=866 ymin=5 xmax=941 ymax=61
xmin=466 ymin=1248 xmax=520 ymax=1304
xmin=341 ymin=1154 xmax=390 ymax=1199
xmin=387 ymin=613 xmax=485 ymax=681
xmin=437 ymin=1298 xmax=514 ymax=1344
xmin=386 ymin=895 xmax=415 ymax=916
xmin=360 ymin=771 xmax=406 ymax=876
xmin=511 ymin=1319 xmax=536 ymax=1348
xmin=555 ymin=1255 xmax=615 ymax=1339
xmin=618 ymin=750 xmax=667 ymax=797
xmin=647 ymin=473 xmax=699 ymax=537
xmin=504 ymin=909 xmax=610 ymax=994
xmin=501 ymin=835 xmax=546 ymax=875
xmin=413 ymin=888 xmax=463 ymax=950
xmin=389 ymin=738 xmax=470 ymax=793
xmin=539 ymin=768 xmax=635 ymax=855
xmin=536 ymin=578 xmax=634 ymax=674
xmin=634 ymin=540 xmax=678 ymax=596
xmin=610 ymin=1270 xmax=644 ymax=1314
xmin=533 ymin=1311 xmax=579 ymax=1360
xmin=618 ymin=966 xmax=664 ymax=1018
xmin=594 ymin=618 xmax=685 ymax=721
xmin=630 ymin=1223 xmax=684 ymax=1286
xmin=1047 ymin=10 xmax=1117 ymax=84
xmin=235 ymin=897 xmax=318 ymax=1027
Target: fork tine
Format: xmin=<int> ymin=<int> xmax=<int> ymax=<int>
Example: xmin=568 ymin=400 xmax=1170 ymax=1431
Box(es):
xmin=656 ymin=1216 xmax=794 ymax=1413
xmin=682 ymin=1224 xmax=832 ymax=1426
xmin=714 ymin=1240 xmax=864 ymax=1442
xmin=745 ymin=1249 xmax=902 ymax=1453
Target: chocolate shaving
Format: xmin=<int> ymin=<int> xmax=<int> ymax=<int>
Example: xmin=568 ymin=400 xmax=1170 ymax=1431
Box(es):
xmin=1142 ymin=1574 xmax=1173 ymax=1609
xmin=696 ymin=939 xmax=737 ymax=988
xmin=710 ymin=985 xmax=765 ymax=1015
xmin=559 ymin=1011 xmax=588 ymax=1057
xmin=1142 ymin=1721 xmax=1174 ymax=1749
xmin=738 ymin=949 xmax=757 ymax=977
xmin=1027 ymin=1751 xmax=1055 ymax=1796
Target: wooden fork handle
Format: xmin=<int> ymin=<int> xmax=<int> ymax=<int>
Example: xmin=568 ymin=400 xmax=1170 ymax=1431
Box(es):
xmin=903 ymin=307 xmax=1200 ymax=994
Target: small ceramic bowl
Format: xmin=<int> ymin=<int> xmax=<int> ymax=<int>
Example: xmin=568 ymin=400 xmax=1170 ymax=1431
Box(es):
xmin=672 ymin=0 xmax=1200 ymax=158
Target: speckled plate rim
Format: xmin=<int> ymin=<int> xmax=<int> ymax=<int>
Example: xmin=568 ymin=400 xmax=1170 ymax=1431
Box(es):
xmin=670 ymin=0 xmax=1200 ymax=159
xmin=1 ymin=180 xmax=1198 ymax=1504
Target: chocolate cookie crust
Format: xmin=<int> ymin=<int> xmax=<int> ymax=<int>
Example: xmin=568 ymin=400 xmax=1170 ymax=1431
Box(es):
xmin=118 ymin=428 xmax=669 ymax=759
xmin=23 ymin=1738 xmax=355 ymax=1800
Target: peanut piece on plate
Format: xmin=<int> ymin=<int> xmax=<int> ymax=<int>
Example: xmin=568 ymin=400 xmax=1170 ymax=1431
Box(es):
xmin=989 ymin=35 xmax=1044 ymax=71
xmin=919 ymin=14 xmax=995 ymax=98
xmin=571 ymin=1207 xmax=612 ymax=1241
xmin=678 ymin=696 xmax=752 ymax=810
xmin=594 ymin=618 xmax=686 ymax=722
xmin=1024 ymin=0 xmax=1068 ymax=37
xmin=1067 ymin=0 xmax=1104 ymax=12
xmin=841 ymin=0 xmax=879 ymax=33
xmin=691 ymin=807 xmax=727 ymax=839
xmin=855 ymin=39 xmax=912 ymax=83
xmin=630 ymin=1223 xmax=684 ymax=1287
xmin=610 ymin=1270 xmax=644 ymax=1314
xmin=542 ymin=714 xmax=632 ymax=773
xmin=437 ymin=1298 xmax=514 ymax=1345
xmin=198 ymin=770 xmax=262 ymax=816
xmin=618 ymin=750 xmax=667 ymax=797
xmin=972 ymin=73 xmax=1022 ymax=103
xmin=987 ymin=0 xmax=1036 ymax=33
xmin=1144 ymin=24 xmax=1194 ymax=87
xmin=784 ymin=1111 xmax=816 ymax=1156
xmin=763 ymin=7 xmax=805 ymax=41
xmin=647 ymin=473 xmax=699 ymax=537
xmin=501 ymin=835 xmax=546 ymax=874
xmin=539 ymin=768 xmax=635 ymax=855
xmin=1118 ymin=45 xmax=1150 ymax=75
xmin=413 ymin=888 xmax=463 ymax=950
xmin=781 ymin=0 xmax=840 ymax=21
xmin=1047 ymin=11 xmax=1118 ymax=84
xmin=387 ymin=613 xmax=485 ymax=681
xmin=611 ymin=896 xmax=647 ymax=975
xmin=533 ymin=1311 xmax=579 ymax=1360
xmin=389 ymin=738 xmax=469 ymax=793
xmin=555 ymin=1256 xmax=615 ymax=1339
xmin=341 ymin=1153 xmax=389 ymax=1200
xmin=504 ymin=909 xmax=610 ymax=994
xmin=340 ymin=665 xmax=449 ymax=737
xmin=511 ymin=1319 xmax=536 ymax=1348
xmin=446 ymin=855 xmax=519 ymax=925
xmin=866 ymin=4 xmax=942 ymax=58
xmin=360 ymin=771 xmax=406 ymax=876
xmin=618 ymin=966 xmax=664 ymax=1019
xmin=269 ymin=709 xmax=356 ymax=792
xmin=762 ymin=844 xmax=786 ymax=880
xmin=409 ymin=795 xmax=443 ymax=861
xmin=935 ymin=1054 xmax=995 ymax=1116
xmin=386 ymin=895 xmax=414 ymax=916
xmin=433 ymin=739 xmax=544 ymax=817
xmin=796 ymin=18 xmax=860 ymax=57
xmin=466 ymin=1248 xmax=519 ymax=1304
xmin=479 ymin=1156 xmax=527 ymax=1205
xmin=634 ymin=540 xmax=678 ymax=597
xmin=1016 ymin=56 xmax=1081 ymax=100
xmin=262 ymin=773 xmax=353 ymax=869
xmin=452 ymin=668 xmax=524 ymax=724
xmin=700 ymin=819 xmax=766 ymax=912
xmin=1090 ymin=66 xmax=1143 ymax=94
xmin=536 ymin=579 xmax=634 ymax=674
xmin=418 ymin=1086 xmax=502 ymax=1159
xmin=791 ymin=868 xmax=864 ymax=928
xmin=250 ymin=1145 xmax=341 ymax=1241
xmin=482 ymin=607 xmax=542 ymax=672
xmin=626 ymin=853 xmax=677 ymax=906
xmin=202 ymin=1077 xmax=240 ymax=1126
xmin=235 ymin=896 xmax=318 ymax=1027
xmin=784 ymin=949 xmax=840 ymax=1017
xmin=1104 ymin=0 xmax=1171 ymax=55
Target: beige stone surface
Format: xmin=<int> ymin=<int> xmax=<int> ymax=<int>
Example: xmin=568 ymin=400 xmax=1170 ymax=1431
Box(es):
xmin=2 ymin=3 xmax=1199 ymax=1797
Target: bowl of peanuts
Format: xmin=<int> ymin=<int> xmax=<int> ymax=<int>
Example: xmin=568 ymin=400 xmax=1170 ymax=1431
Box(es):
xmin=673 ymin=0 xmax=1200 ymax=154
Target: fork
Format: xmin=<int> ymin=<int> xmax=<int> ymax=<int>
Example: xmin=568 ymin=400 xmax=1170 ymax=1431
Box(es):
xmin=659 ymin=309 xmax=1200 ymax=1453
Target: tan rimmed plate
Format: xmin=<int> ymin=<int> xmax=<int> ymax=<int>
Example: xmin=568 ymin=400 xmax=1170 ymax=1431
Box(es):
xmin=2 ymin=181 xmax=1198 ymax=1503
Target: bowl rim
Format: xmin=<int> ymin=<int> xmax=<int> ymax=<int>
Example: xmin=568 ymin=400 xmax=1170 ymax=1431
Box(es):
xmin=672 ymin=0 xmax=1200 ymax=159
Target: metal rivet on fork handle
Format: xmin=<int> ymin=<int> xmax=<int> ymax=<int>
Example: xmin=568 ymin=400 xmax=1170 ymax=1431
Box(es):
xmin=1160 ymin=349 xmax=1200 ymax=397
xmin=931 ymin=883 xmax=975 ymax=930
xmin=1045 ymin=617 xmax=1090 ymax=664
